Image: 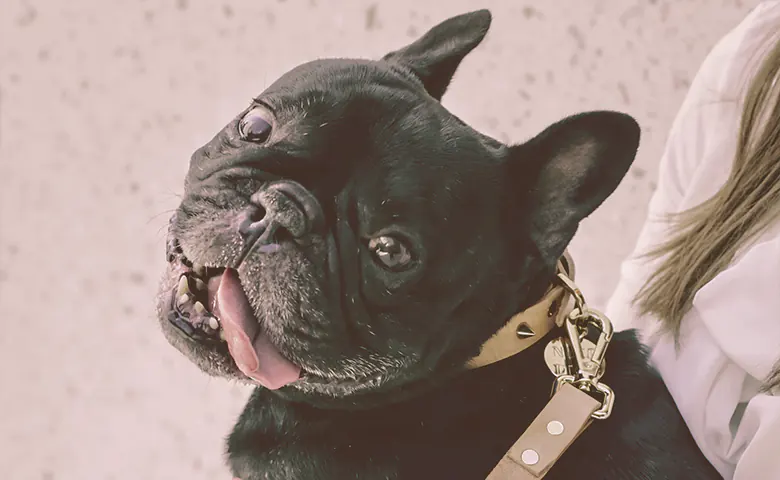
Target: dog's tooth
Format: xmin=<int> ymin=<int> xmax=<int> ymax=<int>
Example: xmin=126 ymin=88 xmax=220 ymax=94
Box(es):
xmin=208 ymin=316 xmax=220 ymax=330
xmin=194 ymin=278 xmax=207 ymax=292
xmin=177 ymin=275 xmax=190 ymax=297
xmin=219 ymin=329 xmax=226 ymax=341
xmin=194 ymin=301 xmax=207 ymax=315
xmin=177 ymin=293 xmax=191 ymax=307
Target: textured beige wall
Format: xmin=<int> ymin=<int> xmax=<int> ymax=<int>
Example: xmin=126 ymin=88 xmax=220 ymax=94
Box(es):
xmin=0 ymin=1 xmax=762 ymax=479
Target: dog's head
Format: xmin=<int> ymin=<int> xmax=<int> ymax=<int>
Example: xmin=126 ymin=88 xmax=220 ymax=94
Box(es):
xmin=156 ymin=10 xmax=639 ymax=407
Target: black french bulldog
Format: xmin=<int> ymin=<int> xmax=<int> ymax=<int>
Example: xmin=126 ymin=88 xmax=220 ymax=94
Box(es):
xmin=157 ymin=10 xmax=721 ymax=480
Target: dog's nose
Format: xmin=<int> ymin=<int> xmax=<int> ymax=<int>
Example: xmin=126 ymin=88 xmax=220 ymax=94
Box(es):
xmin=236 ymin=181 xmax=325 ymax=260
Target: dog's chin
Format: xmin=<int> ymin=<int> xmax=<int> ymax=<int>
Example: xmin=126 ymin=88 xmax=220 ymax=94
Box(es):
xmin=158 ymin=313 xmax=439 ymax=409
xmin=155 ymin=250 xmax=432 ymax=407
xmin=268 ymin=357 xmax=452 ymax=410
xmin=157 ymin=296 xmax=421 ymax=407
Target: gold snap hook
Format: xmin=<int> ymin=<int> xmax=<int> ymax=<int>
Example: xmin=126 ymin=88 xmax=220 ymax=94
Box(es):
xmin=549 ymin=267 xmax=616 ymax=420
xmin=565 ymin=309 xmax=613 ymax=383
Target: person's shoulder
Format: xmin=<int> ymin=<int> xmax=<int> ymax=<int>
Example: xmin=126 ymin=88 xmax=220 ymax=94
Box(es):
xmin=738 ymin=1 xmax=780 ymax=38
xmin=679 ymin=2 xmax=776 ymax=106
xmin=757 ymin=0 xmax=780 ymax=13
xmin=738 ymin=1 xmax=780 ymax=58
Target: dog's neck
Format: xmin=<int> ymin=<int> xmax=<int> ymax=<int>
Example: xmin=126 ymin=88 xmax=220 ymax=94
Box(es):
xmin=467 ymin=252 xmax=574 ymax=370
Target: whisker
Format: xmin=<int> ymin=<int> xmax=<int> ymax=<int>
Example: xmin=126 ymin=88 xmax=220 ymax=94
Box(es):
xmin=148 ymin=208 xmax=176 ymax=225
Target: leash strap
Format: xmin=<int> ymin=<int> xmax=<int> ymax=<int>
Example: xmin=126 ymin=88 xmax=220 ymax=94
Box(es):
xmin=485 ymin=383 xmax=601 ymax=479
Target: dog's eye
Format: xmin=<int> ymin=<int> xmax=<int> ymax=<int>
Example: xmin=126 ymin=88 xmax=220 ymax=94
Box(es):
xmin=239 ymin=106 xmax=273 ymax=143
xmin=368 ymin=235 xmax=412 ymax=271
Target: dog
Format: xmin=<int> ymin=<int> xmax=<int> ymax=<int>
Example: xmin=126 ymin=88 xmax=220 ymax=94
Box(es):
xmin=156 ymin=10 xmax=722 ymax=479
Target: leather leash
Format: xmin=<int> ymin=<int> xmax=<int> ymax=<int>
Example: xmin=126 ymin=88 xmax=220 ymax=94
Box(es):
xmin=467 ymin=251 xmax=616 ymax=479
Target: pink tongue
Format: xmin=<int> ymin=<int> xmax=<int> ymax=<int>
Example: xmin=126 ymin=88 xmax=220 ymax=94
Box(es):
xmin=214 ymin=268 xmax=301 ymax=390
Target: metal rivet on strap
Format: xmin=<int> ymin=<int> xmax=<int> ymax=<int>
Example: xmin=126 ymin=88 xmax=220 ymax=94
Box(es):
xmin=547 ymin=420 xmax=564 ymax=436
xmin=521 ymin=449 xmax=539 ymax=465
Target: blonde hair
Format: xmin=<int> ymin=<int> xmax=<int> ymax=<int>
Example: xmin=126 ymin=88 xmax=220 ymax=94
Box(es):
xmin=634 ymin=33 xmax=780 ymax=391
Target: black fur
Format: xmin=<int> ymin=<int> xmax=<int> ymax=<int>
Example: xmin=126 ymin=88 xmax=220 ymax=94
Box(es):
xmin=227 ymin=332 xmax=719 ymax=479
xmin=156 ymin=10 xmax=722 ymax=479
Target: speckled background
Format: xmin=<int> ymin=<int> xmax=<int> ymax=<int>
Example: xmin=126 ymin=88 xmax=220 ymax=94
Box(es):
xmin=0 ymin=1 xmax=762 ymax=479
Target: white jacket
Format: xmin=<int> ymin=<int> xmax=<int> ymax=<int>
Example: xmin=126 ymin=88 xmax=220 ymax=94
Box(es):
xmin=605 ymin=2 xmax=780 ymax=479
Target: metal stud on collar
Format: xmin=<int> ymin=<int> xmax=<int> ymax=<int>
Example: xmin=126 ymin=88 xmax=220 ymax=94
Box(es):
xmin=516 ymin=323 xmax=535 ymax=339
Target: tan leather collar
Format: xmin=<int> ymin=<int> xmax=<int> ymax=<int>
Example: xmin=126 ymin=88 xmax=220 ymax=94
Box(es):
xmin=467 ymin=251 xmax=575 ymax=369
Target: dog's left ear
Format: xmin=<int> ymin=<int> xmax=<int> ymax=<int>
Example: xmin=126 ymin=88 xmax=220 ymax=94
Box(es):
xmin=507 ymin=111 xmax=641 ymax=270
xmin=382 ymin=9 xmax=491 ymax=100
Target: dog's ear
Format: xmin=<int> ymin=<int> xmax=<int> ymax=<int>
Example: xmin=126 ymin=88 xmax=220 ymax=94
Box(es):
xmin=507 ymin=111 xmax=640 ymax=270
xmin=382 ymin=10 xmax=491 ymax=100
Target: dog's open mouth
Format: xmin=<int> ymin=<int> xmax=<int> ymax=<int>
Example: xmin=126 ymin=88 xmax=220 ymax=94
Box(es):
xmin=169 ymin=270 xmax=224 ymax=344
xmin=166 ymin=237 xmax=302 ymax=390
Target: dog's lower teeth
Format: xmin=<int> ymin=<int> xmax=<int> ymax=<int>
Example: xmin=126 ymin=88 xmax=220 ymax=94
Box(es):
xmin=177 ymin=293 xmax=191 ymax=307
xmin=194 ymin=301 xmax=207 ymax=315
xmin=194 ymin=278 xmax=206 ymax=292
xmin=208 ymin=316 xmax=220 ymax=330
